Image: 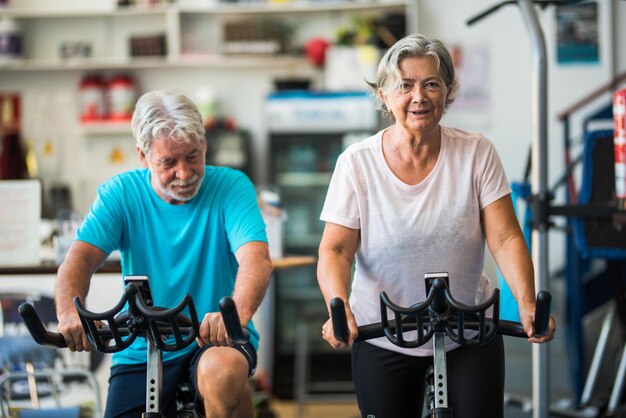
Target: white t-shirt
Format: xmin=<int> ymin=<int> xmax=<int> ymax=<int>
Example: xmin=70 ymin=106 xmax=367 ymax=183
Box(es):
xmin=320 ymin=125 xmax=511 ymax=356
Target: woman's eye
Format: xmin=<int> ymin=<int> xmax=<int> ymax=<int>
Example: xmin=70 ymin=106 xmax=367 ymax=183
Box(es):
xmin=400 ymin=83 xmax=413 ymax=92
xmin=425 ymin=81 xmax=442 ymax=91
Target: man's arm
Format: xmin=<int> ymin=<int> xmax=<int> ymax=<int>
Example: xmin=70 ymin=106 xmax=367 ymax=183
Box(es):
xmin=55 ymin=240 xmax=108 ymax=351
xmin=231 ymin=241 xmax=274 ymax=326
xmin=198 ymin=241 xmax=273 ymax=347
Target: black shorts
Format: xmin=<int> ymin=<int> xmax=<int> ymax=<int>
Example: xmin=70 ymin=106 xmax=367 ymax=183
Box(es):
xmin=352 ymin=335 xmax=504 ymax=418
xmin=104 ymin=342 xmax=257 ymax=418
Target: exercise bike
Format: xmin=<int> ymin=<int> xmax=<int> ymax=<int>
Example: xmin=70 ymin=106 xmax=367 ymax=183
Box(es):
xmin=330 ymin=272 xmax=552 ymax=418
xmin=17 ymin=275 xmax=250 ymax=418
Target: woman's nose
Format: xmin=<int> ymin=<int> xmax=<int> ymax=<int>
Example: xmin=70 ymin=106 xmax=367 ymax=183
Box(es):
xmin=411 ymin=85 xmax=426 ymax=102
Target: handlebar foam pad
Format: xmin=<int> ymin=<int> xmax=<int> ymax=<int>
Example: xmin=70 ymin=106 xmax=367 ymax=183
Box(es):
xmin=533 ymin=290 xmax=551 ymax=337
xmin=330 ymin=298 xmax=349 ymax=342
xmin=18 ymin=303 xmax=67 ymax=348
xmin=218 ymin=297 xmax=250 ymax=346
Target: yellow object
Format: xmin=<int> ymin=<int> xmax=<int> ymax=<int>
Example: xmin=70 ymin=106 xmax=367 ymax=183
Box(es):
xmin=25 ymin=141 xmax=38 ymax=178
xmin=109 ymin=146 xmax=125 ymax=164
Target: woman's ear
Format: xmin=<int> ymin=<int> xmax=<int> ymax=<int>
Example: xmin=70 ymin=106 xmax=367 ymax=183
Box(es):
xmin=379 ymin=89 xmax=391 ymax=118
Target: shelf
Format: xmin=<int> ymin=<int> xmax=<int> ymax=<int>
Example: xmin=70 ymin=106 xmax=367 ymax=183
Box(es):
xmin=285 ymin=234 xmax=323 ymax=248
xmin=181 ymin=0 xmax=408 ymax=15
xmin=0 ymin=55 xmax=311 ymax=71
xmin=0 ymin=5 xmax=173 ymax=18
xmin=79 ymin=121 xmax=132 ymax=135
xmin=0 ymin=1 xmax=407 ymax=18
xmin=277 ymin=172 xmax=333 ymax=187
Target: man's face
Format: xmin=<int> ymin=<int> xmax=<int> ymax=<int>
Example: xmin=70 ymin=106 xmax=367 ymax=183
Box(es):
xmin=138 ymin=136 xmax=207 ymax=205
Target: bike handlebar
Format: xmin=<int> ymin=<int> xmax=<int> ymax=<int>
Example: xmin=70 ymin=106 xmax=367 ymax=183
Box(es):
xmin=219 ymin=297 xmax=250 ymax=346
xmin=18 ymin=287 xmax=250 ymax=352
xmin=18 ymin=302 xmax=67 ymax=348
xmin=330 ymin=289 xmax=551 ymax=345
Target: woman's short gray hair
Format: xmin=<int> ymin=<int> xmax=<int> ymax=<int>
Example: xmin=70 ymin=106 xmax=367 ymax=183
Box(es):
xmin=368 ymin=33 xmax=459 ymax=118
xmin=131 ymin=90 xmax=206 ymax=155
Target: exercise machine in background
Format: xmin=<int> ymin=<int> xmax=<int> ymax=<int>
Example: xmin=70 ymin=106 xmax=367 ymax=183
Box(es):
xmin=468 ymin=1 xmax=626 ymax=418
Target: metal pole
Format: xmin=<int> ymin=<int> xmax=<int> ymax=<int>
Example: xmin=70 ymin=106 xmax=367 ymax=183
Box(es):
xmin=517 ymin=1 xmax=550 ymax=418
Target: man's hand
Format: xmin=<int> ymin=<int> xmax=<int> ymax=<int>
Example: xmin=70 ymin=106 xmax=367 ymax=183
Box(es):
xmin=57 ymin=310 xmax=91 ymax=352
xmin=198 ymin=312 xmax=233 ymax=347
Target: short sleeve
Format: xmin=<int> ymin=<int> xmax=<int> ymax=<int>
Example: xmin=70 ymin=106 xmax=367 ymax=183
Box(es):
xmin=222 ymin=171 xmax=268 ymax=253
xmin=476 ymin=138 xmax=511 ymax=209
xmin=76 ymin=178 xmax=124 ymax=255
xmin=320 ymin=154 xmax=360 ymax=229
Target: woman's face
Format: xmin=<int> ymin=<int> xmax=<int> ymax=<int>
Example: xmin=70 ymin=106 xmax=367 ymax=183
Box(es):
xmin=380 ymin=55 xmax=447 ymax=136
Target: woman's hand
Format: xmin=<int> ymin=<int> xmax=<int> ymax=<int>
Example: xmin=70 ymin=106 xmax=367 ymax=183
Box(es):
xmin=322 ymin=304 xmax=358 ymax=348
xmin=518 ymin=301 xmax=556 ymax=344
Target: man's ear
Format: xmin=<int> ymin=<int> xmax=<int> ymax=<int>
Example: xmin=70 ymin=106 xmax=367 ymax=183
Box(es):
xmin=137 ymin=146 xmax=149 ymax=168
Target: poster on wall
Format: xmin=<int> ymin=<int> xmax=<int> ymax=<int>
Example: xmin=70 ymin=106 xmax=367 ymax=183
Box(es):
xmin=556 ymin=2 xmax=599 ymax=65
xmin=443 ymin=43 xmax=492 ymax=132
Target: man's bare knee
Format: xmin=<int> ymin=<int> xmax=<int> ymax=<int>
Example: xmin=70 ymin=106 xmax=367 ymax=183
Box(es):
xmin=196 ymin=347 xmax=250 ymax=397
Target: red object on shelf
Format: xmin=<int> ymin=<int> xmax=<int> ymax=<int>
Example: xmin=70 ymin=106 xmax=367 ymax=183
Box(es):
xmin=79 ymin=75 xmax=107 ymax=122
xmin=305 ymin=37 xmax=329 ymax=67
xmin=107 ymin=75 xmax=136 ymax=121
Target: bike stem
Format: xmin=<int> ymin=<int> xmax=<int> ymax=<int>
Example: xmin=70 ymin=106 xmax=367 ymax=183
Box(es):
xmin=432 ymin=331 xmax=452 ymax=418
xmin=144 ymin=343 xmax=164 ymax=418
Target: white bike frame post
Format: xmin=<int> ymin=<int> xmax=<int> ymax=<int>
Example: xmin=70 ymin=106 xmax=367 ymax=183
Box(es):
xmin=518 ymin=1 xmax=550 ymax=418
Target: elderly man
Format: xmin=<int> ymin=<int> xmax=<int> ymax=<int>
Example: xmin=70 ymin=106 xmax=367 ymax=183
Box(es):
xmin=55 ymin=89 xmax=273 ymax=418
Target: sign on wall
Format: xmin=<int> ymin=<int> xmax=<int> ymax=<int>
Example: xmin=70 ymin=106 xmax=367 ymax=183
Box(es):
xmin=556 ymin=2 xmax=599 ymax=65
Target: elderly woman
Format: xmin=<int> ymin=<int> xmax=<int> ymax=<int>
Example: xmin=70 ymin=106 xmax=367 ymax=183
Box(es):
xmin=317 ymin=33 xmax=556 ymax=418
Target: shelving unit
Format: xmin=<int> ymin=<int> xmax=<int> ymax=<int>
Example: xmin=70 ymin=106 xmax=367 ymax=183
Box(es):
xmin=0 ymin=0 xmax=413 ymax=71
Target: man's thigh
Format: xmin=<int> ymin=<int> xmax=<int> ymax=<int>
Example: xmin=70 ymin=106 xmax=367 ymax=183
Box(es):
xmin=105 ymin=355 xmax=193 ymax=418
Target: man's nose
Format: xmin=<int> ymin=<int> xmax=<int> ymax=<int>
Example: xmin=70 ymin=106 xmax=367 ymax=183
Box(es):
xmin=175 ymin=162 xmax=194 ymax=180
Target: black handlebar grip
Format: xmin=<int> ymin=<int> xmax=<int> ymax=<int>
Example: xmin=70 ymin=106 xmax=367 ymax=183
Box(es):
xmin=533 ymin=290 xmax=551 ymax=337
xmin=330 ymin=298 xmax=349 ymax=342
xmin=18 ymin=303 xmax=67 ymax=348
xmin=218 ymin=297 xmax=250 ymax=346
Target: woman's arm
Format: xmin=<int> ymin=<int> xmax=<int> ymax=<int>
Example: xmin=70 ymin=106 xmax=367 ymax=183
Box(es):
xmin=317 ymin=222 xmax=360 ymax=348
xmin=481 ymin=195 xmax=555 ymax=343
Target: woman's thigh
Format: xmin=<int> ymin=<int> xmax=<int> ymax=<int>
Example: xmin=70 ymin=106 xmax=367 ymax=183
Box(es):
xmin=446 ymin=335 xmax=505 ymax=418
xmin=352 ymin=341 xmax=431 ymax=418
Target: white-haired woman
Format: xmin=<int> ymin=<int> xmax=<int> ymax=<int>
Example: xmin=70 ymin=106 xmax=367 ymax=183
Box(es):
xmin=317 ymin=34 xmax=555 ymax=418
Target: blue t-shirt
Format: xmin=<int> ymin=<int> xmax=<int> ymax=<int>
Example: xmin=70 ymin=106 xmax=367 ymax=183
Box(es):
xmin=77 ymin=166 xmax=267 ymax=365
